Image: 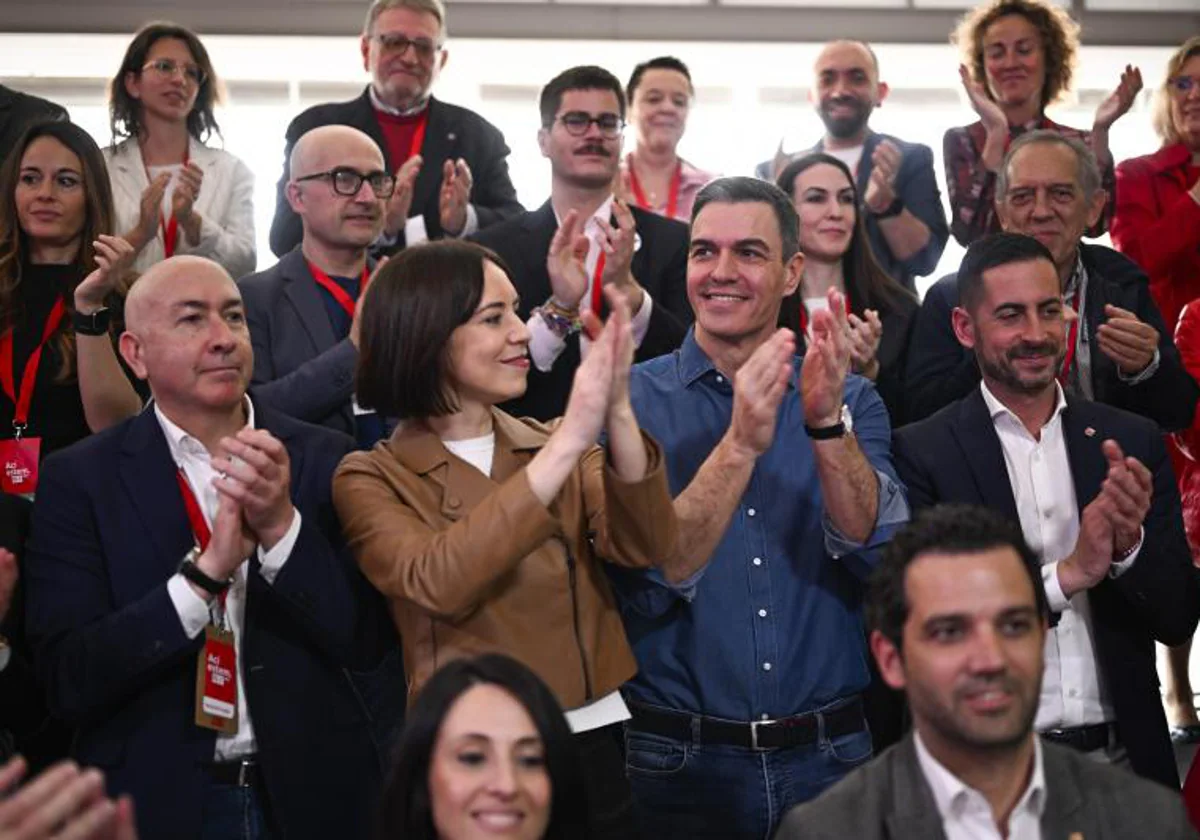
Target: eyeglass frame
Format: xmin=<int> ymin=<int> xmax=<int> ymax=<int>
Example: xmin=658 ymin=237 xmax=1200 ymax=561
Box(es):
xmin=141 ymin=58 xmax=207 ymax=87
xmin=547 ymin=111 xmax=625 ymax=139
xmin=369 ymin=32 xmax=444 ymax=62
xmin=1167 ymin=75 xmax=1200 ymax=95
xmin=292 ymin=167 xmax=397 ymax=199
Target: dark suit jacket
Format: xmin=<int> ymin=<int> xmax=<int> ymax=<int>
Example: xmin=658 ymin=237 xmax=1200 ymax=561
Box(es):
xmin=775 ymin=735 xmax=1197 ymax=839
xmin=893 ymin=390 xmax=1200 ymax=788
xmin=24 ymin=403 xmax=399 ymax=840
xmin=240 ymin=248 xmax=359 ymax=436
xmin=269 ymin=90 xmax=523 ymax=257
xmin=472 ymin=200 xmax=692 ymax=420
xmin=0 ymin=85 xmax=67 ymax=165
xmin=904 ymin=243 xmax=1200 ymax=431
xmin=755 ymin=131 xmax=949 ymax=292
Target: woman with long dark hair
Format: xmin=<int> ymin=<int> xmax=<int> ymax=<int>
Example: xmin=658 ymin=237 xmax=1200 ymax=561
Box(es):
xmin=377 ymin=653 xmax=589 ymax=840
xmin=0 ymin=120 xmax=142 ymax=475
xmin=105 ymin=22 xmax=255 ymax=278
xmin=777 ymin=152 xmax=917 ymax=425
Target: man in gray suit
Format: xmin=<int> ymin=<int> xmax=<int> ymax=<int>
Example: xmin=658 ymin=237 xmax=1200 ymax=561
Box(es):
xmin=241 ymin=125 xmax=389 ymax=444
xmin=776 ymin=504 xmax=1195 ymax=840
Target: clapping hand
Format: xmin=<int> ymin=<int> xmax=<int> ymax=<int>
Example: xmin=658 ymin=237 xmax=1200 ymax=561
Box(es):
xmin=546 ymin=210 xmax=589 ymax=311
xmin=1094 ymin=65 xmax=1143 ymax=132
xmin=863 ymin=142 xmax=902 ymax=214
xmin=132 ymin=173 xmax=171 ymax=249
xmin=383 ymin=156 xmax=423 ymax=238
xmin=74 ymin=235 xmax=135 ymax=314
xmin=1096 ymin=305 xmax=1158 ymax=376
xmin=212 ymin=430 xmax=295 ymax=553
xmin=801 ymin=288 xmax=853 ymax=428
xmin=439 ymin=158 xmax=472 ymax=236
xmin=726 ymin=329 xmax=796 ymax=460
xmin=597 ymin=199 xmax=644 ymax=311
xmin=0 ymin=757 xmax=139 ymax=840
xmin=846 ymin=309 xmax=883 ymax=379
xmin=1098 ymin=439 xmax=1152 ymax=556
xmin=171 ymin=162 xmax=205 ymax=244
xmin=959 ymin=64 xmax=1007 ymax=136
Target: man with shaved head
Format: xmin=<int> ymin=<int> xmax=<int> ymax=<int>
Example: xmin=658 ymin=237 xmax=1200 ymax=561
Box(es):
xmin=24 ymin=256 xmax=395 ymax=840
xmin=241 ymin=124 xmax=389 ymax=443
xmin=755 ymin=39 xmax=948 ymax=292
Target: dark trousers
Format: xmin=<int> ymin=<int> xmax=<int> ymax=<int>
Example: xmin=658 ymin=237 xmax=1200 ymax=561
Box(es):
xmin=199 ymin=779 xmax=276 ymax=840
xmin=575 ymin=722 xmax=639 ymax=840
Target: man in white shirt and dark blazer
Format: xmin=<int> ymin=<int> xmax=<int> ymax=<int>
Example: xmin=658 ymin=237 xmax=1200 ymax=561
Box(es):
xmin=890 ymin=232 xmax=1200 ymax=790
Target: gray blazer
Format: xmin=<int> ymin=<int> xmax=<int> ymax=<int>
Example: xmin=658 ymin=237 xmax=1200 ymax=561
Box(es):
xmin=239 ymin=248 xmax=358 ymax=435
xmin=774 ymin=735 xmax=1196 ymax=840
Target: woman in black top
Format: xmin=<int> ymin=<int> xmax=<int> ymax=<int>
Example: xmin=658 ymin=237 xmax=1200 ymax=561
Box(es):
xmin=777 ymin=152 xmax=918 ymax=427
xmin=0 ymin=120 xmax=141 ymax=473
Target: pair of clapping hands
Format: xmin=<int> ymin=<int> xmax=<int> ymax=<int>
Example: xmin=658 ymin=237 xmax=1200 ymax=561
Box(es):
xmin=383 ymin=156 xmax=473 ymax=238
xmin=0 ymin=757 xmax=137 ymax=840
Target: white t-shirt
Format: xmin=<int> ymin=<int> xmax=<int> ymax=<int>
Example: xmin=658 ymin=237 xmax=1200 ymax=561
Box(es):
xmin=825 ymin=145 xmax=864 ymax=178
xmin=443 ymin=433 xmax=496 ymax=477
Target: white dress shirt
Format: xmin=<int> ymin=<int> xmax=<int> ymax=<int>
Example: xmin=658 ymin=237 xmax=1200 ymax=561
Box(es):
xmin=915 ymin=731 xmax=1046 ymax=840
xmin=528 ymin=194 xmax=654 ymax=372
xmin=980 ymin=382 xmax=1138 ymax=730
xmin=160 ymin=399 xmax=303 ymax=760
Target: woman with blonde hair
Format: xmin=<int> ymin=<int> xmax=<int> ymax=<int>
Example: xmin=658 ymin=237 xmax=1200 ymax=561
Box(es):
xmin=944 ymin=0 xmax=1141 ymax=245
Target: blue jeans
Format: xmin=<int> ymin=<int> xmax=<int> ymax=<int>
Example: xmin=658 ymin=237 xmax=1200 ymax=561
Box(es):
xmin=199 ymin=781 xmax=275 ymax=840
xmin=625 ymin=708 xmax=872 ymax=840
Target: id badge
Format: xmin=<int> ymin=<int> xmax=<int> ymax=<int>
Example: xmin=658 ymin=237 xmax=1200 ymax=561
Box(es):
xmin=194 ymin=624 xmax=238 ymax=734
xmin=0 ymin=437 xmax=40 ymax=496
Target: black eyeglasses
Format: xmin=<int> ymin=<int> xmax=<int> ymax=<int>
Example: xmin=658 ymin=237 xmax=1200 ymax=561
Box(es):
xmin=371 ymin=32 xmax=442 ymax=61
xmin=553 ymin=111 xmax=624 ymax=139
xmin=294 ymin=167 xmax=396 ymax=198
xmin=142 ymin=58 xmax=207 ymax=87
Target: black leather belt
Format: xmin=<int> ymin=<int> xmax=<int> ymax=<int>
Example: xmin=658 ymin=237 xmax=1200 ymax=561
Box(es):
xmin=1041 ymin=722 xmax=1117 ymax=753
xmin=203 ymin=757 xmax=262 ymax=788
xmin=629 ymin=698 xmax=866 ymax=751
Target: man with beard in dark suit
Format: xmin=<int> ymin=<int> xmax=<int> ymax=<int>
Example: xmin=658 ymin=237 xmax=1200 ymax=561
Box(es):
xmin=473 ymin=65 xmax=692 ymax=420
xmin=269 ymin=0 xmax=522 ymax=257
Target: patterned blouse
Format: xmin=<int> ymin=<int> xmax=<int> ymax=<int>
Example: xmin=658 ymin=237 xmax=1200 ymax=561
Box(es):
xmin=942 ymin=117 xmax=1116 ymax=247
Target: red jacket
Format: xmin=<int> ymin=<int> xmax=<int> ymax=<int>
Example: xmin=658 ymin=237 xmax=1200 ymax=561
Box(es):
xmin=1171 ymin=301 xmax=1200 ymax=563
xmin=1111 ymin=143 xmax=1200 ymax=335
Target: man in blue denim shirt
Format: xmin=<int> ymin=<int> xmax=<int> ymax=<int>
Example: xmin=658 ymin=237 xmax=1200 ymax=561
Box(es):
xmin=610 ymin=176 xmax=909 ymax=840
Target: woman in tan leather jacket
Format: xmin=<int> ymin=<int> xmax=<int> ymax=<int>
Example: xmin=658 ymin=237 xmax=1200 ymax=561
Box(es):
xmin=333 ymin=239 xmax=678 ymax=840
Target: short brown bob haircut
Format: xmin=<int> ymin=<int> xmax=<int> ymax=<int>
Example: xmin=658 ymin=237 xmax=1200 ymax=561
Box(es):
xmin=952 ymin=0 xmax=1080 ymax=109
xmin=355 ymin=240 xmax=513 ymax=420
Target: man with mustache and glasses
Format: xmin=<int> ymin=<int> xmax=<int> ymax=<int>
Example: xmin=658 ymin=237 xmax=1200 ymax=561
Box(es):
xmin=893 ymin=232 xmax=1200 ymax=790
xmin=472 ymin=65 xmax=692 ymax=420
xmin=777 ymin=505 xmax=1195 ymax=840
xmin=269 ymin=0 xmax=522 ymax=258
xmin=906 ymin=131 xmax=1198 ymax=429
xmin=241 ymin=125 xmax=390 ymax=446
xmin=754 ymin=40 xmax=948 ymax=294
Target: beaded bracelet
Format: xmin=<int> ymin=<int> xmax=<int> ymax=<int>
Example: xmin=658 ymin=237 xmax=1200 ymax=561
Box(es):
xmin=533 ymin=299 xmax=583 ymax=339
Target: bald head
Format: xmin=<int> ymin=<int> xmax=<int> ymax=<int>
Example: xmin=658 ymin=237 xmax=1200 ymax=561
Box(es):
xmin=289 ymin=125 xmax=384 ymax=181
xmin=125 ymin=255 xmax=237 ymax=335
xmin=815 ymin=40 xmax=880 ymax=79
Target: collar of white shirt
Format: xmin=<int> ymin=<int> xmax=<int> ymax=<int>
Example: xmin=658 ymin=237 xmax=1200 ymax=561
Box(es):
xmin=552 ymin=193 xmax=615 ymax=232
xmin=980 ymin=379 xmax=1068 ymax=435
xmin=155 ymin=397 xmax=255 ymax=463
xmin=914 ymin=730 xmax=1047 ymax=830
xmin=368 ymin=85 xmax=430 ymax=118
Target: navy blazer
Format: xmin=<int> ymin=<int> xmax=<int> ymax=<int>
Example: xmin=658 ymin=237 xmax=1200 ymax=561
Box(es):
xmin=755 ymin=130 xmax=949 ymax=292
xmin=472 ymin=200 xmax=693 ymax=421
xmin=24 ymin=403 xmax=400 ymax=840
xmin=269 ymin=90 xmax=523 ymax=257
xmin=893 ymin=389 xmax=1200 ymax=789
xmin=240 ymin=248 xmax=359 ymax=436
xmin=903 ymin=243 xmax=1200 ymax=431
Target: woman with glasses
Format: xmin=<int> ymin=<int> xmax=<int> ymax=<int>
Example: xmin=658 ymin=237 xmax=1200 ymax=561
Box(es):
xmin=618 ymin=56 xmax=716 ymax=223
xmin=1111 ymin=36 xmax=1200 ymax=746
xmin=104 ymin=22 xmax=256 ymax=278
xmin=944 ymin=0 xmax=1141 ymax=245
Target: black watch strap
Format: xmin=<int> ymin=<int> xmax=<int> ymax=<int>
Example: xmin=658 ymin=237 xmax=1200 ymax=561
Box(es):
xmin=179 ymin=550 xmax=232 ymax=596
xmin=73 ymin=307 xmax=112 ymax=336
xmin=805 ymin=422 xmax=846 ymax=440
xmin=873 ymin=196 xmax=905 ymax=219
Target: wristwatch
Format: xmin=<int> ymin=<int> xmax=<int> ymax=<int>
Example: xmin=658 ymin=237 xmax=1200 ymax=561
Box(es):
xmin=805 ymin=404 xmax=853 ymax=440
xmin=178 ymin=547 xmax=232 ymax=597
xmin=872 ymin=196 xmax=905 ymax=219
xmin=73 ymin=307 xmax=112 ymax=336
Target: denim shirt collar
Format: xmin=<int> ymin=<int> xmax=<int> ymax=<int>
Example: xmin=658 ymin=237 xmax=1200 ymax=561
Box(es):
xmin=677 ymin=327 xmax=802 ymax=390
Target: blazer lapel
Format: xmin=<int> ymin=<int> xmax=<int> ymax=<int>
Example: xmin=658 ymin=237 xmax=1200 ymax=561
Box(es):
xmin=883 ymin=737 xmax=950 ymax=840
xmin=353 ymin=88 xmax=390 ymax=167
xmin=515 ymin=201 xmax=559 ymax=305
xmin=1039 ymin=744 xmax=1095 ymax=838
xmin=953 ymin=389 xmax=1020 ymax=520
xmin=118 ymin=409 xmax=195 ymax=569
xmin=1062 ymin=400 xmax=1106 ymax=512
xmin=279 ymin=249 xmax=339 ymax=354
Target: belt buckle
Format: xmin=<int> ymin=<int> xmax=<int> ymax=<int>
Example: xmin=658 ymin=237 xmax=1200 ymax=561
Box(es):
xmin=750 ymin=718 xmax=775 ymax=751
xmin=237 ymin=759 xmax=254 ymax=787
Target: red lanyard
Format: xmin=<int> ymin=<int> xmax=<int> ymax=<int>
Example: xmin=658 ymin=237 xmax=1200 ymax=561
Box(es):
xmin=156 ymin=147 xmax=190 ymax=258
xmin=1059 ymin=288 xmax=1081 ymax=384
xmin=589 ymin=251 xmax=607 ymax=315
xmin=627 ymin=156 xmax=682 ymax=219
xmin=798 ymin=294 xmax=851 ymax=336
xmin=0 ymin=297 xmax=67 ymax=436
xmin=409 ymin=111 xmax=429 ymax=161
xmin=176 ymin=468 xmax=230 ymax=608
xmin=307 ymin=260 xmax=370 ymax=318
